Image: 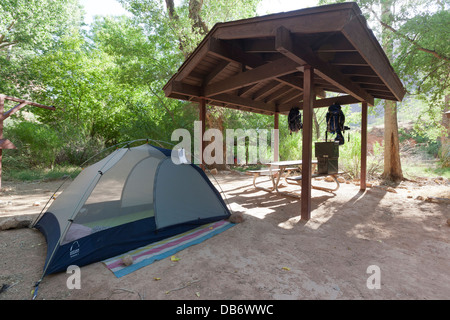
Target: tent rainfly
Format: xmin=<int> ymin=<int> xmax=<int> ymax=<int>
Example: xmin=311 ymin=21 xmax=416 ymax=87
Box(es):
xmin=32 ymin=143 xmax=230 ymax=278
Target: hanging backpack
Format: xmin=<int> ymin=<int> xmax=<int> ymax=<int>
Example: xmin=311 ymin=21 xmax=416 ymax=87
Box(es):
xmin=288 ymin=107 xmax=302 ymax=135
xmin=325 ymin=103 xmax=347 ymax=145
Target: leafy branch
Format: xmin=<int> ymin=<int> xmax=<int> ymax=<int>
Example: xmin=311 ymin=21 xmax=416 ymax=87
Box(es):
xmin=369 ymin=7 xmax=449 ymax=62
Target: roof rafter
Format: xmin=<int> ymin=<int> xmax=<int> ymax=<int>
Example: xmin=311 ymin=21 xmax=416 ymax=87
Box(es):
xmin=203 ymin=56 xmax=300 ymax=97
xmin=275 ymin=26 xmax=375 ymax=106
xmin=277 ymin=94 xmax=361 ymax=113
xmin=207 ymin=38 xmax=304 ymax=91
xmin=211 ymin=93 xmax=277 ymax=114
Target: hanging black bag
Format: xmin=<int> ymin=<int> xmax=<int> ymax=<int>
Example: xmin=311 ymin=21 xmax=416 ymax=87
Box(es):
xmin=325 ymin=103 xmax=347 ymax=145
xmin=288 ymin=107 xmax=302 ymax=135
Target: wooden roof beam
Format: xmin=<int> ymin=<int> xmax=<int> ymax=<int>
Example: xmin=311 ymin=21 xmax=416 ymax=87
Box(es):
xmin=208 ymin=38 xmax=304 ymax=91
xmin=164 ymin=81 xmax=201 ymax=98
xmin=277 ymin=94 xmax=361 ymax=113
xmin=208 ymin=37 xmax=265 ymax=69
xmin=203 ymin=60 xmax=232 ymax=85
xmin=313 ymin=33 xmax=358 ymax=53
xmin=342 ymin=14 xmax=406 ymax=101
xmin=242 ymin=38 xmax=277 ymax=53
xmin=213 ymin=3 xmax=353 ymax=40
xmin=313 ymin=94 xmax=362 ymax=108
xmin=252 ymin=81 xmax=284 ymax=100
xmin=275 ymin=26 xmax=374 ymax=106
xmin=340 ymin=66 xmax=379 ymax=77
xmin=264 ymin=86 xmax=294 ymax=104
xmin=276 ymin=74 xmax=303 ymax=90
xmin=210 ymin=93 xmax=276 ymax=114
xmin=203 ymin=56 xmax=300 ymax=97
xmin=237 ymin=83 xmax=258 ymax=97
xmin=276 ymin=91 xmax=303 ymax=105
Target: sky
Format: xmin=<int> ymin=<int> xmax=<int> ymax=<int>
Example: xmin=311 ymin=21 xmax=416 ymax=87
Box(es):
xmin=79 ymin=0 xmax=320 ymax=24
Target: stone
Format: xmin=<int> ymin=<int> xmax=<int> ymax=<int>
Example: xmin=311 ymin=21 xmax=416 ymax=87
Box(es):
xmin=228 ymin=213 xmax=244 ymax=224
xmin=0 ymin=217 xmax=31 ymax=231
xmin=122 ymin=255 xmax=134 ymax=266
xmin=386 ymin=187 xmax=397 ymax=193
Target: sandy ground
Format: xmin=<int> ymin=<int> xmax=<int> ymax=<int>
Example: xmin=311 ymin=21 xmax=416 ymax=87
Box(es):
xmin=0 ymin=171 xmax=449 ymax=301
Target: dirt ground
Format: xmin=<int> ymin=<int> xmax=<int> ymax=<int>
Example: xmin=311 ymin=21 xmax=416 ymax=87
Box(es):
xmin=0 ymin=171 xmax=449 ymax=300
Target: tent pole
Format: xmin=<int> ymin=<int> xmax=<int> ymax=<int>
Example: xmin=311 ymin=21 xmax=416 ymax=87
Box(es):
xmin=301 ymin=65 xmax=314 ymax=221
xmin=199 ymin=98 xmax=206 ymax=171
xmin=360 ymin=101 xmax=368 ymax=191
xmin=274 ymin=112 xmax=279 ymax=162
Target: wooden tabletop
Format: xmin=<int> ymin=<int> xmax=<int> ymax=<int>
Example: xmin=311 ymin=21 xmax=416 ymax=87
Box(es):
xmin=269 ymin=159 xmax=318 ymax=166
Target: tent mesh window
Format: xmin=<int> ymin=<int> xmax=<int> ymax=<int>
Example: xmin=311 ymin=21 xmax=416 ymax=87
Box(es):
xmin=61 ymin=147 xmax=164 ymax=244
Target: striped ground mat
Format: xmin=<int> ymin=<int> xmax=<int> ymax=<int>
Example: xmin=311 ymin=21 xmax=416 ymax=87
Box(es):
xmin=102 ymin=220 xmax=234 ymax=278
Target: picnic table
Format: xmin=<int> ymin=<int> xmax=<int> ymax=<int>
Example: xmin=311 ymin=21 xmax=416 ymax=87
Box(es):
xmin=247 ymin=159 xmax=342 ymax=198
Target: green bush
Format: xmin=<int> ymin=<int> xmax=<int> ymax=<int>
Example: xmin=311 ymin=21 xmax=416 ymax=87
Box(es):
xmin=279 ymin=133 xmax=302 ymax=160
xmin=337 ymin=132 xmax=383 ymax=179
xmin=56 ymin=128 xmax=106 ymax=166
xmin=399 ymin=126 xmax=441 ymax=158
xmin=4 ymin=121 xmax=63 ymax=168
xmin=439 ymin=141 xmax=450 ymax=168
xmin=3 ymin=120 xmax=107 ymax=173
xmin=3 ymin=165 xmax=81 ymax=182
xmin=338 ymin=132 xmax=361 ymax=179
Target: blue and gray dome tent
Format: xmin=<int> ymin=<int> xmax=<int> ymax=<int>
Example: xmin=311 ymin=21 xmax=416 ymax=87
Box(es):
xmin=32 ymin=143 xmax=231 ymax=281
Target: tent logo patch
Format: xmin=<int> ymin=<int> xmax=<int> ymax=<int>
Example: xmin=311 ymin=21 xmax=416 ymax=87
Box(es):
xmin=69 ymin=241 xmax=80 ymax=258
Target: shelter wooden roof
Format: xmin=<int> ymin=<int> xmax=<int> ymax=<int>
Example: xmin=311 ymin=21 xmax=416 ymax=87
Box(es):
xmin=163 ymin=2 xmax=406 ymax=115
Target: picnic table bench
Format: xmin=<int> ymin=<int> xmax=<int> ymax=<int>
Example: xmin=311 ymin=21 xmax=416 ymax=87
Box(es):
xmin=286 ymin=172 xmax=344 ymax=193
xmin=246 ymin=160 xmax=343 ymax=198
xmin=246 ymin=167 xmax=298 ymax=192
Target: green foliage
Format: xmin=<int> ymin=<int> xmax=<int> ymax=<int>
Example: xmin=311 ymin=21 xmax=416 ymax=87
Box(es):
xmin=28 ymin=30 xmax=126 ymax=144
xmin=1 ymin=0 xmax=448 ymax=182
xmin=3 ymin=165 xmax=81 ymax=182
xmin=0 ymin=0 xmax=83 ymax=96
xmin=278 ymin=115 xmax=303 ymax=161
xmin=393 ymin=8 xmax=450 ymax=103
xmin=0 ymin=0 xmax=83 ymax=51
xmin=338 ymin=132 xmax=384 ymax=179
xmin=338 ymin=132 xmax=361 ymax=178
xmin=119 ymin=0 xmax=261 ymax=57
xmin=438 ymin=142 xmax=450 ymax=168
xmin=398 ymin=126 xmax=441 ymax=158
xmin=4 ymin=121 xmax=62 ymax=168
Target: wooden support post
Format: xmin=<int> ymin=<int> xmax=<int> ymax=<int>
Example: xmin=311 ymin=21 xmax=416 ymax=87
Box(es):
xmin=199 ymin=98 xmax=206 ymax=170
xmin=274 ymin=112 xmax=279 ymax=162
xmin=301 ymin=65 xmax=314 ymax=220
xmin=360 ymin=102 xmax=368 ymax=191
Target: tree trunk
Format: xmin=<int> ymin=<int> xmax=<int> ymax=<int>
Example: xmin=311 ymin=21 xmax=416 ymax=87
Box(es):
xmin=380 ymin=0 xmax=403 ymax=182
xmin=205 ymin=107 xmax=227 ymax=170
xmin=440 ymin=95 xmax=450 ymax=167
xmin=382 ymin=100 xmax=403 ymax=181
xmin=189 ymin=0 xmax=208 ymax=36
xmin=164 ymin=0 xmax=189 ymax=58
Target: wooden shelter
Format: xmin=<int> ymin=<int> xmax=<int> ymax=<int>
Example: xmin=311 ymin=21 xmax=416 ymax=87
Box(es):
xmin=0 ymin=94 xmax=55 ymax=190
xmin=163 ymin=2 xmax=406 ymax=220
